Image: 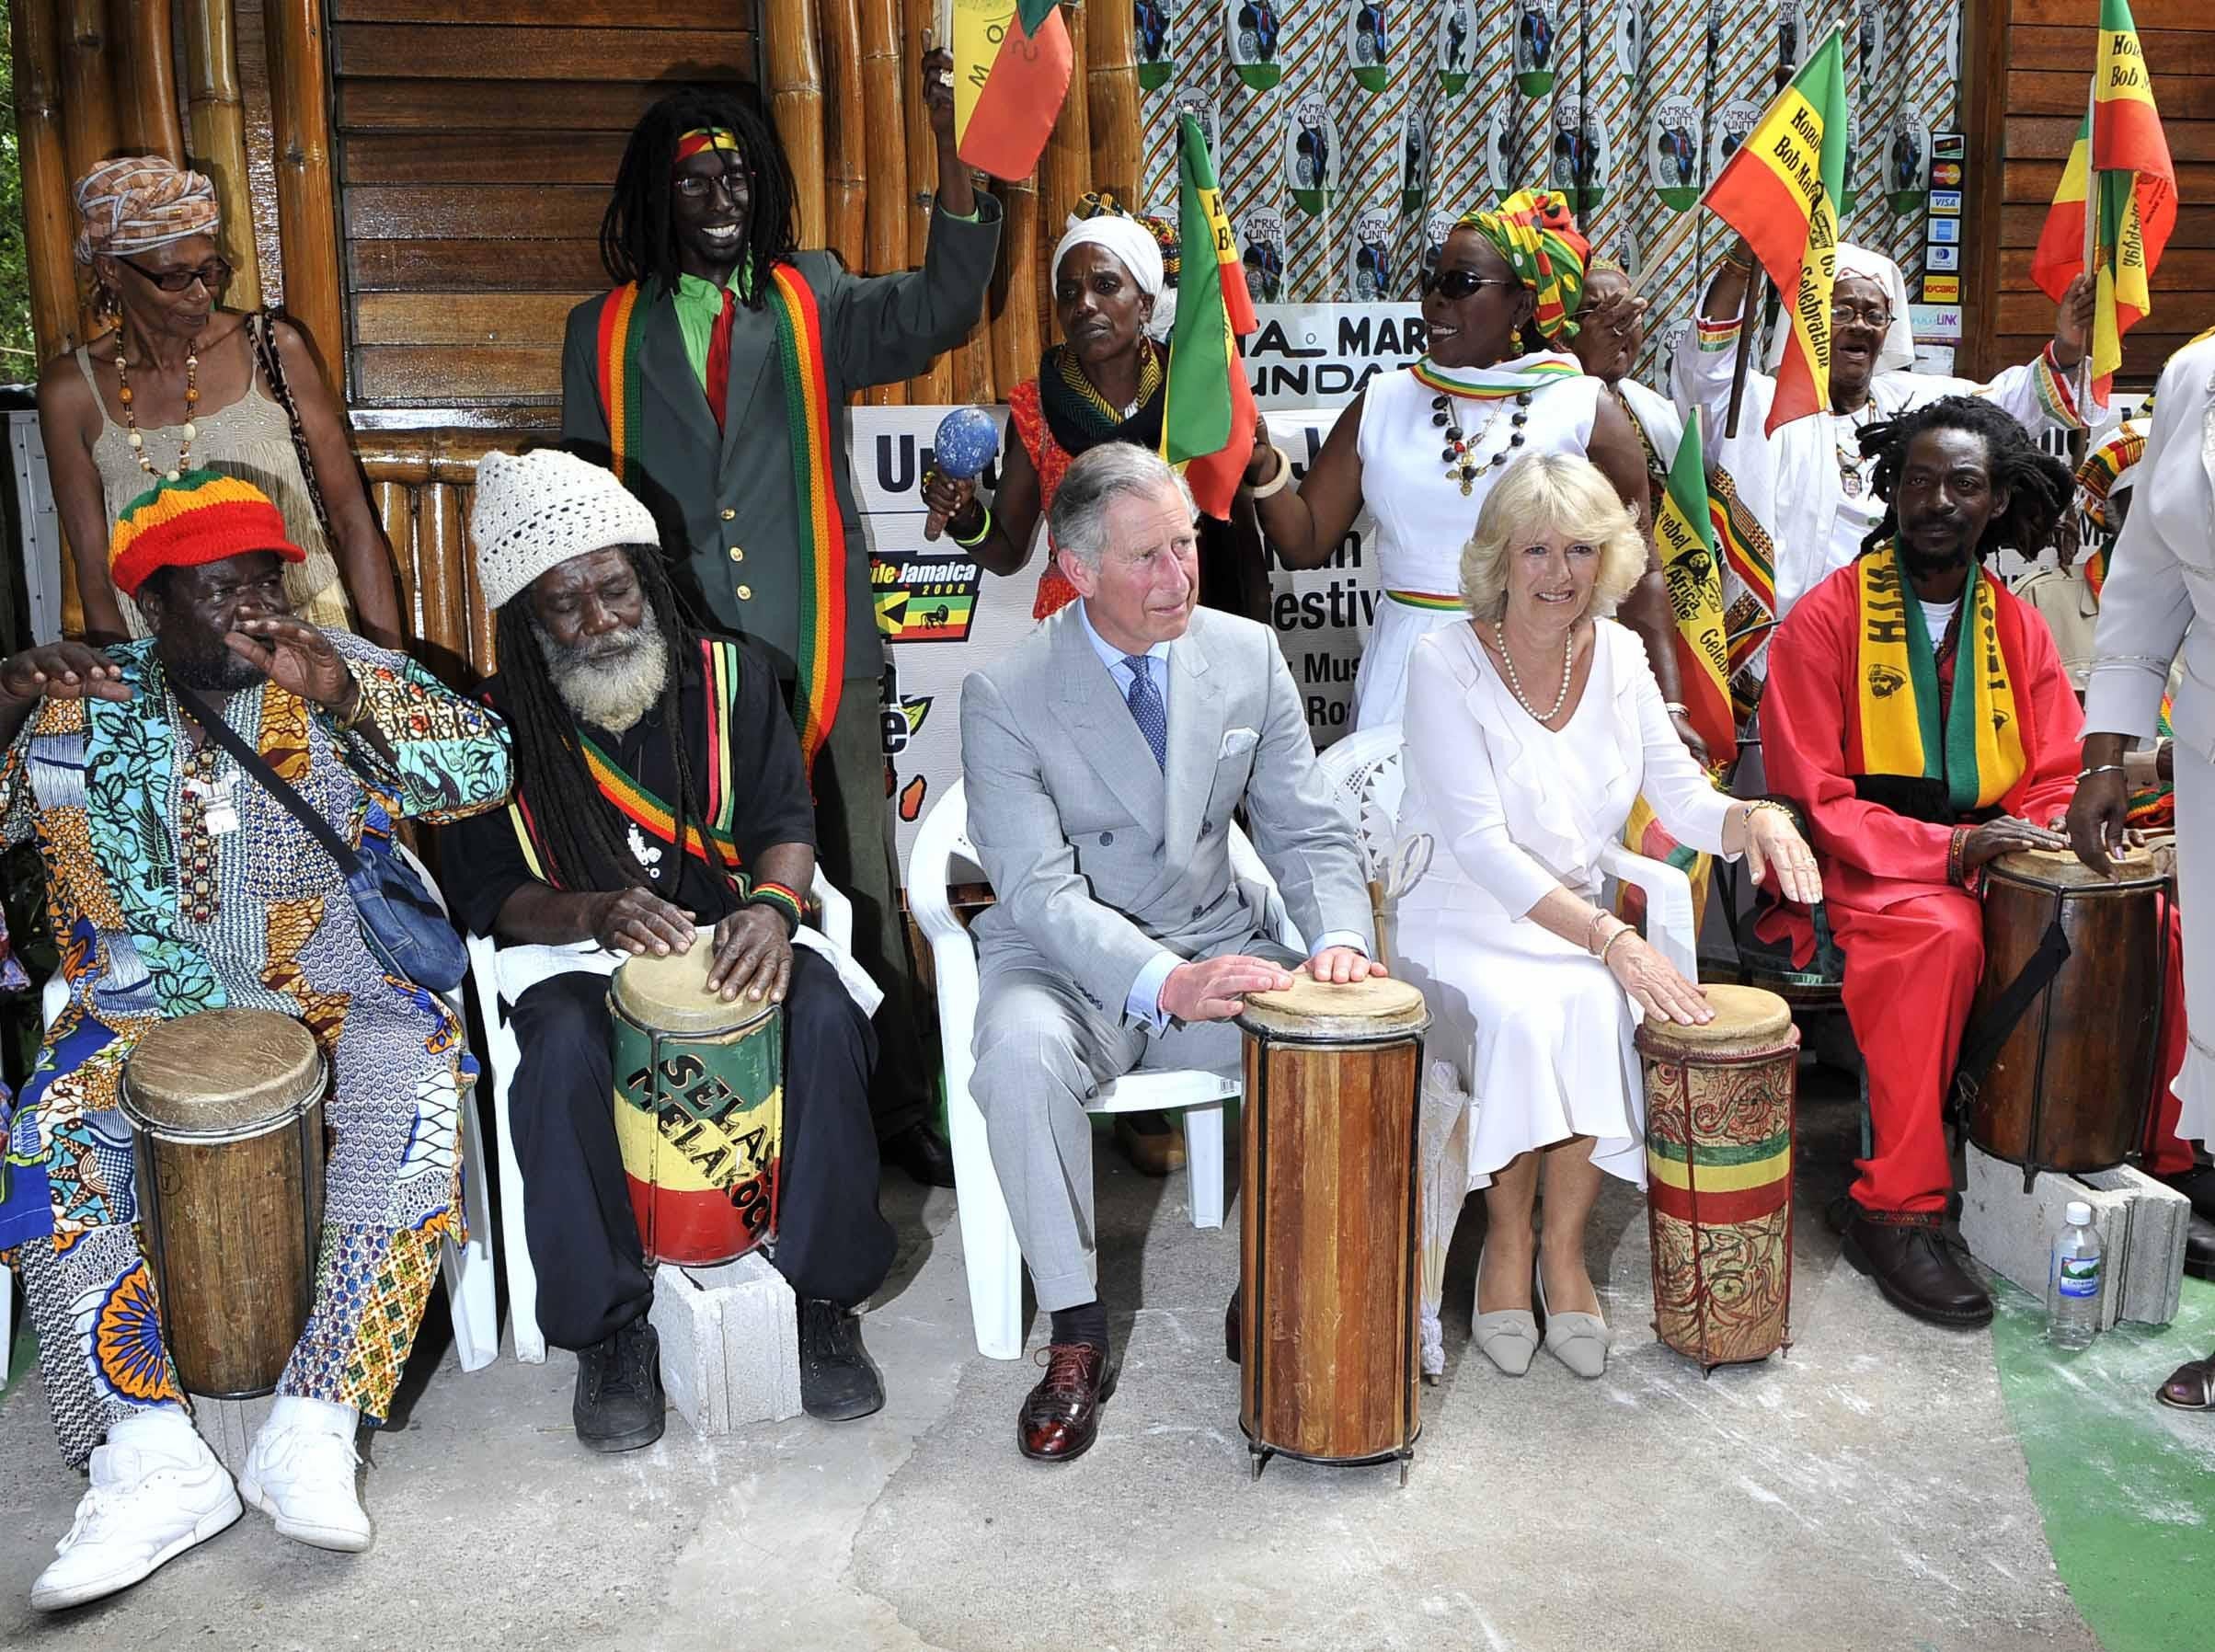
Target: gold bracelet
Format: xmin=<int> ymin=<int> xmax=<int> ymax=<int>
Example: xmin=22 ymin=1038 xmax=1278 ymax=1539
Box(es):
xmin=1246 ymin=445 xmax=1294 ymax=499
xmin=332 ymin=677 xmax=369 ymax=733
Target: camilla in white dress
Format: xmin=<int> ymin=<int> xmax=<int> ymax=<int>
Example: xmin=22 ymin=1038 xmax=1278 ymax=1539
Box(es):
xmin=1390 ymin=453 xmax=1820 ymax=1381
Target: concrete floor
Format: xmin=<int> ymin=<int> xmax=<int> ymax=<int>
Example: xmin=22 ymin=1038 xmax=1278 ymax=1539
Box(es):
xmin=0 ymin=1078 xmax=2100 ymax=1652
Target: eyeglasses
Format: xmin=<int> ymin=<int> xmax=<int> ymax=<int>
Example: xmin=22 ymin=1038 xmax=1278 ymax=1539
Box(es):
xmin=674 ymin=170 xmax=746 ymax=201
xmin=119 ymin=256 xmax=232 ymax=294
xmin=1831 ymin=302 xmax=1893 ymax=329
xmin=1419 ymin=269 xmax=1519 ymax=301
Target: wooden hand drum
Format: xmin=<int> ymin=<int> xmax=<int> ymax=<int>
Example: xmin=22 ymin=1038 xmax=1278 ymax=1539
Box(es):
xmin=121 ymin=1008 xmax=328 ymax=1399
xmin=1235 ymin=974 xmax=1429 ymax=1483
xmin=609 ymin=947 xmax=784 ymax=1267
xmin=1966 ymin=847 xmax=2170 ymax=1187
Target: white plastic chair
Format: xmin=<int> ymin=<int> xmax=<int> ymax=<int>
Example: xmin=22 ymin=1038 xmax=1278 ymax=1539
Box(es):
xmin=470 ymin=867 xmax=854 ymax=1364
xmin=16 ymin=844 xmax=502 ymax=1380
xmin=907 ymin=777 xmax=1306 ymax=1360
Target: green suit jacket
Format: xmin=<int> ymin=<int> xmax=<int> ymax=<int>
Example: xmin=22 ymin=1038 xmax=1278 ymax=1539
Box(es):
xmin=561 ymin=199 xmax=1002 ymax=689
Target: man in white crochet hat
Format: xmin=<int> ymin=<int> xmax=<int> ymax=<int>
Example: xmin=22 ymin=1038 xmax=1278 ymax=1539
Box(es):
xmin=444 ymin=448 xmax=896 ymax=1442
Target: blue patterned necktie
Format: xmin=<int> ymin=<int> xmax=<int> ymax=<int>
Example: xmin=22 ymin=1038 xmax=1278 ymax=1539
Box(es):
xmin=1122 ymin=654 xmax=1167 ymax=771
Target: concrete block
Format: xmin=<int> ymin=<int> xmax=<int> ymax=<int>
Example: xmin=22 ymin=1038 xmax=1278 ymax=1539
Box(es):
xmin=2075 ymin=1163 xmax=2190 ymax=1326
xmin=187 ymin=1393 xmax=274 ymax=1481
xmin=1960 ymin=1143 xmax=2185 ymax=1328
xmin=648 ymin=1255 xmax=802 ymax=1436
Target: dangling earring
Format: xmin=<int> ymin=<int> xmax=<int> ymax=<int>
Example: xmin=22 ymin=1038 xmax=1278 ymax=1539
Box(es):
xmin=1509 ymin=323 xmax=1525 ymax=354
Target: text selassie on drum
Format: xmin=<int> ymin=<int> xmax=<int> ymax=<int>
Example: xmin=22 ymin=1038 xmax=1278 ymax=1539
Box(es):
xmin=609 ymin=947 xmax=784 ymax=1267
xmin=121 ymin=1007 xmax=328 ymax=1398
xmin=1965 ymin=847 xmax=2169 ymax=1188
xmin=1235 ymin=974 xmax=1429 ymax=1483
xmin=1636 ymin=984 xmax=1800 ymax=1371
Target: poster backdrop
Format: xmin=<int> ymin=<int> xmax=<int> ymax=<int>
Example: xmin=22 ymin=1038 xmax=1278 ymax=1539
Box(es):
xmin=1129 ymin=0 xmax=1965 ymax=388
xmin=858 ymin=304 xmax=1419 ymax=869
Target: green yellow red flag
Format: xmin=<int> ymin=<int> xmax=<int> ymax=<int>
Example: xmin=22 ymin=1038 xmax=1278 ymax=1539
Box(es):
xmin=950 ymin=0 xmax=1073 ymax=182
xmin=1700 ymin=29 xmax=1849 ymax=434
xmin=1163 ymin=114 xmax=1260 ymax=519
xmin=2028 ymin=0 xmax=2174 ymax=401
xmin=1655 ymin=414 xmax=1735 ymax=763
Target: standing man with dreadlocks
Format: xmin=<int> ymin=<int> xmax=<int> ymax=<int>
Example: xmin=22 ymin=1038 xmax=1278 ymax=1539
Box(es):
xmin=561 ymin=57 xmax=998 ymax=1189
xmin=1758 ymin=396 xmax=2198 ymax=1326
xmin=442 ymin=452 xmax=896 ymax=1444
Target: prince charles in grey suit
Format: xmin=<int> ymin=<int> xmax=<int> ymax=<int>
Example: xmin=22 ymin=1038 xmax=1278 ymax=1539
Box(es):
xmin=960 ymin=442 xmax=1379 ymax=1463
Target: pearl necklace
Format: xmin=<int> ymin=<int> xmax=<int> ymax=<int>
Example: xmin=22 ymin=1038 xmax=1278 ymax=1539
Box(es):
xmin=1493 ymin=621 xmax=1575 ymax=724
xmin=114 ymin=340 xmax=201 ymax=482
xmin=1432 ymin=391 xmax=1531 ymax=496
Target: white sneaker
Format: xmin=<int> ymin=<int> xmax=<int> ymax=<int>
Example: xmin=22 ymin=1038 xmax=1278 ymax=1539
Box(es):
xmin=31 ymin=1434 xmax=242 ymax=1612
xmin=238 ymin=1424 xmax=373 ymax=1553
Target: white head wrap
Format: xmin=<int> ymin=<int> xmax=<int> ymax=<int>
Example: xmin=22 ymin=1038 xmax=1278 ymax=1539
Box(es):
xmin=1762 ymin=241 xmax=1918 ymax=376
xmin=1051 ymin=213 xmax=1175 ymax=340
xmin=471 ymin=449 xmax=662 ymax=612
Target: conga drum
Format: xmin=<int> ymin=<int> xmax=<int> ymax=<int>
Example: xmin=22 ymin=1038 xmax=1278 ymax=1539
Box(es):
xmin=121 ymin=1008 xmax=327 ymax=1398
xmin=609 ymin=948 xmax=784 ymax=1267
xmin=1236 ymin=975 xmax=1429 ymax=1482
xmin=1965 ymin=846 xmax=2170 ymax=1190
xmin=1637 ymin=984 xmax=1799 ymax=1372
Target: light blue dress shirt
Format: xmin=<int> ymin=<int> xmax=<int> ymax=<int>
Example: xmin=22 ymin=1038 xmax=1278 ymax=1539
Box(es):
xmin=1073 ymin=601 xmax=1367 ymax=1031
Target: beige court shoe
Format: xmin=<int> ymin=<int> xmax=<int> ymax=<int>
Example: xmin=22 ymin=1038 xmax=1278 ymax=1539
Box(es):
xmin=1472 ymin=1244 xmax=1539 ymax=1376
xmin=1534 ymin=1260 xmax=1609 ymax=1379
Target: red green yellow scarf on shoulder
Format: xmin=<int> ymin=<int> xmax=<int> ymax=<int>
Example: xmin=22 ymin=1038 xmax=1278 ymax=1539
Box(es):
xmin=592 ymin=267 xmax=847 ymax=778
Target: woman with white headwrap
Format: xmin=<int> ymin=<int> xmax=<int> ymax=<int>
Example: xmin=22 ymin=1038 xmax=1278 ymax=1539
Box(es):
xmin=919 ymin=197 xmax=1268 ymax=625
xmin=37 ymin=155 xmax=402 ymax=645
xmin=1676 ymin=237 xmax=2098 ymax=625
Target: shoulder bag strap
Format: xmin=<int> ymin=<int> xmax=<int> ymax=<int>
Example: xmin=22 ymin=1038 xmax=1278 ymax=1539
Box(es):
xmin=170 ymin=681 xmax=362 ymax=878
xmin=245 ymin=310 xmax=339 ymax=549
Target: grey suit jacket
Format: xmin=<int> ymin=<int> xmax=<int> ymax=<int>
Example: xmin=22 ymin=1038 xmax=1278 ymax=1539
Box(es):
xmin=961 ymin=604 xmax=1374 ymax=1019
xmin=560 ymin=199 xmax=1002 ymax=683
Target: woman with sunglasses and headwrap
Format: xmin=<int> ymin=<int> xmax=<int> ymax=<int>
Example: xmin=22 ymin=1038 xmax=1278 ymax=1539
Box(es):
xmin=1251 ymin=190 xmax=1691 ymax=745
xmin=36 ymin=156 xmax=403 ymax=647
xmin=919 ymin=197 xmax=1270 ymax=625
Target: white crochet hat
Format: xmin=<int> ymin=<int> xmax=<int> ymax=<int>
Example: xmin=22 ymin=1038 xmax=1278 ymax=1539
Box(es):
xmin=471 ymin=448 xmax=661 ymax=612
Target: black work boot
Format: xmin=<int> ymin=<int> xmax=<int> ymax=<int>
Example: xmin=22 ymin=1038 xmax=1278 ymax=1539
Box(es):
xmin=573 ymin=1314 xmax=667 ymax=1452
xmin=798 ymin=1299 xmax=885 ymax=1421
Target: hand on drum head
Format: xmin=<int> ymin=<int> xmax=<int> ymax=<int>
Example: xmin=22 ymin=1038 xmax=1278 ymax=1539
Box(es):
xmin=2066 ymin=771 xmax=2131 ymax=878
xmin=591 ymin=888 xmax=698 ymax=957
xmin=1303 ymin=946 xmax=1388 ymax=986
xmin=1162 ymin=954 xmax=1296 ymax=1023
xmin=709 ymin=906 xmax=793 ymax=1004
xmin=1961 ymin=816 xmax=2069 ymax=873
xmin=1603 ymin=932 xmax=1711 ymax=1027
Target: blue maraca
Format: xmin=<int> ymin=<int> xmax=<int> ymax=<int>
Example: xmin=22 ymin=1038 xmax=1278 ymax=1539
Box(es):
xmin=924 ymin=406 xmax=1001 ymax=542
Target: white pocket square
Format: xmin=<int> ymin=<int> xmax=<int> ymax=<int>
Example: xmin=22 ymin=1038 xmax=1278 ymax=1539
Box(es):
xmin=1219 ymin=727 xmax=1260 ymax=757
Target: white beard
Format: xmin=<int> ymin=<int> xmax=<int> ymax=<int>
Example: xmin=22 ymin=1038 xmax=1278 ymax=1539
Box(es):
xmin=542 ymin=608 xmax=670 ymax=734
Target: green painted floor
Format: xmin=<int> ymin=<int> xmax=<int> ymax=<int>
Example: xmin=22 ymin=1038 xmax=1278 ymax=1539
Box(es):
xmin=1993 ymin=1275 xmax=2215 ymax=1652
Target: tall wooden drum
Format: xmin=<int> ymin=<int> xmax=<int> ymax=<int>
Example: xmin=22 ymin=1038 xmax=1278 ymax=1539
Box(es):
xmin=1637 ymin=984 xmax=1799 ymax=1372
xmin=609 ymin=948 xmax=784 ymax=1267
xmin=121 ymin=1008 xmax=327 ymax=1399
xmin=1236 ymin=975 xmax=1429 ymax=1483
xmin=1967 ymin=847 xmax=2169 ymax=1188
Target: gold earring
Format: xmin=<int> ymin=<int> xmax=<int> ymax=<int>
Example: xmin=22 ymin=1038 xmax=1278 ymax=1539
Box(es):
xmin=1509 ymin=323 xmax=1525 ymax=353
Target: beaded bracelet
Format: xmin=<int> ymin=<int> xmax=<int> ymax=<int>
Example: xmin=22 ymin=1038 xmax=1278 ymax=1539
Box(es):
xmin=1946 ymin=824 xmax=1971 ymax=889
xmin=1599 ymin=926 xmax=1634 ymax=968
xmin=947 ymin=503 xmax=994 ymax=549
xmin=745 ymin=879 xmax=805 ymax=938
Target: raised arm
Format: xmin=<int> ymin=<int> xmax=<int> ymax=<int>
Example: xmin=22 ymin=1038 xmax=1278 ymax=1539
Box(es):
xmin=1250 ymin=392 xmax=1370 ymax=570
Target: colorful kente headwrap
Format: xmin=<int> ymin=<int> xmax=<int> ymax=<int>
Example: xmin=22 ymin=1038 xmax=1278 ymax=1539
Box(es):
xmin=674 ymin=127 xmax=741 ymax=166
xmin=2076 ymin=419 xmax=2148 ymax=534
xmin=72 ymin=155 xmax=220 ymax=266
xmin=1453 ymin=189 xmax=1590 ymax=344
xmin=109 ymin=469 xmax=305 ymax=598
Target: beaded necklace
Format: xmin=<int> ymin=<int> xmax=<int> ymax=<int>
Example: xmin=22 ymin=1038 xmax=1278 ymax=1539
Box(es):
xmin=1431 ymin=390 xmax=1532 ymax=497
xmin=113 ymin=339 xmax=202 ymax=483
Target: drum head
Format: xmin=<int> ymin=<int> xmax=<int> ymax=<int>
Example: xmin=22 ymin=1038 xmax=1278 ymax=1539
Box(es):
xmin=613 ymin=946 xmax=777 ymax=1035
xmin=122 ymin=1009 xmax=324 ymax=1138
xmin=1991 ymin=845 xmax=2163 ymax=890
xmin=1639 ymin=983 xmax=1794 ymax=1054
xmin=1237 ymin=973 xmax=1429 ymax=1041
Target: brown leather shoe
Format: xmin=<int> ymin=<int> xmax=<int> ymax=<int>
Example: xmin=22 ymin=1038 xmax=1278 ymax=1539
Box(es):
xmin=1114 ymin=1111 xmax=1186 ymax=1176
xmin=1017 ymin=1343 xmax=1118 ymax=1463
xmin=1841 ymin=1204 xmax=1993 ymax=1327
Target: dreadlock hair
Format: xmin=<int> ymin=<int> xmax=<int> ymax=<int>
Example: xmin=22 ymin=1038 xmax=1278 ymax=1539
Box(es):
xmin=599 ymin=85 xmax=798 ymax=311
xmin=494 ymin=541 xmax=709 ymax=898
xmin=1855 ymin=395 xmax=2075 ymax=561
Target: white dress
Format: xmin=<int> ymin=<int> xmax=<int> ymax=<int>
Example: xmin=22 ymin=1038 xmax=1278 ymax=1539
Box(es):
xmin=1351 ymin=364 xmax=1601 ymax=730
xmin=1392 ymin=619 xmax=1736 ymax=1190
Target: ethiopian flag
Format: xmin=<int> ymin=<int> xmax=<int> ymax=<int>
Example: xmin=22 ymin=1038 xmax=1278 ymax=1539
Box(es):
xmin=1701 ymin=29 xmax=1848 ymax=434
xmin=950 ymin=0 xmax=1073 ymax=181
xmin=1655 ymin=415 xmax=1735 ymax=763
xmin=2028 ymin=0 xmax=2174 ymax=402
xmin=1163 ymin=115 xmax=1260 ymax=519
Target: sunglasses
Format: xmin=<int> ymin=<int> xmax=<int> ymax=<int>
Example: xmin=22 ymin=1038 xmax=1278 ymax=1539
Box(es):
xmin=1419 ymin=269 xmax=1520 ymax=301
xmin=119 ymin=255 xmax=232 ymax=294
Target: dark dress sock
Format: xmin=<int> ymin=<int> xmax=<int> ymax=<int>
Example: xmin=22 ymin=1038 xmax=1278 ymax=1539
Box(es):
xmin=1050 ymin=1300 xmax=1108 ymax=1353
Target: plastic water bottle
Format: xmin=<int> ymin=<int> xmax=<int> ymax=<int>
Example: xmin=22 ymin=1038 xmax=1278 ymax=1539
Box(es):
xmin=2047 ymin=1200 xmax=2103 ymax=1350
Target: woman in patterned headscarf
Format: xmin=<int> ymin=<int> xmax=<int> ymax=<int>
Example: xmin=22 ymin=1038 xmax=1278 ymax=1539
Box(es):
xmin=1250 ymin=189 xmax=1689 ymax=738
xmin=36 ymin=155 xmax=402 ymax=646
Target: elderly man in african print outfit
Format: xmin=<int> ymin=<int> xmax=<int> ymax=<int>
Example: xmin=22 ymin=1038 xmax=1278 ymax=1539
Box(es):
xmin=0 ymin=471 xmax=511 ymax=1612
